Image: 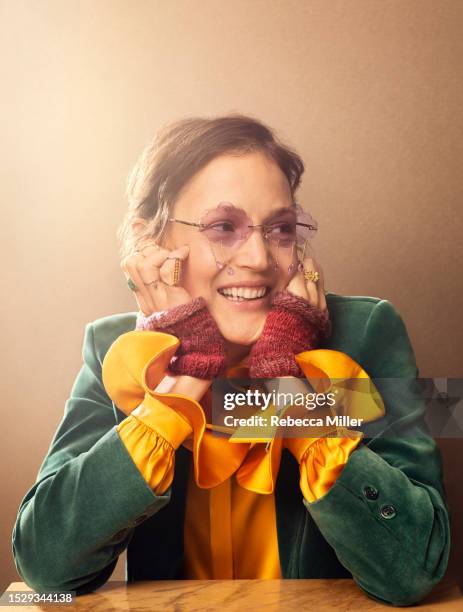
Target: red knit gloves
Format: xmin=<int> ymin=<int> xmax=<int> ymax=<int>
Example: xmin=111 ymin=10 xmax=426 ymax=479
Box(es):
xmin=248 ymin=290 xmax=332 ymax=378
xmin=136 ymin=297 xmax=228 ymax=379
xmin=135 ymin=291 xmax=330 ymax=379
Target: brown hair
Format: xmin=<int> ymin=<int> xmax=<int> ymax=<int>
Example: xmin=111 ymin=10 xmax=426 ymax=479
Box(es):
xmin=118 ymin=113 xmax=305 ymax=258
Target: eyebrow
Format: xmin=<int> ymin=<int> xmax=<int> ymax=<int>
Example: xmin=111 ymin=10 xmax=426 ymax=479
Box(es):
xmin=262 ymin=205 xmax=296 ymax=222
xmin=210 ymin=201 xmax=296 ymax=223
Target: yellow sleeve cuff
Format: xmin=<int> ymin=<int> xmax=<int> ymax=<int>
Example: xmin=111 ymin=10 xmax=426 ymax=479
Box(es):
xmin=102 ymin=330 xmax=181 ymax=414
xmin=117 ymin=415 xmax=174 ymax=495
xmin=104 ymin=330 xmax=200 ymax=495
xmin=299 ymin=435 xmax=362 ymax=503
xmin=117 ymin=396 xmax=193 ymax=495
xmin=131 ymin=393 xmax=193 ymax=450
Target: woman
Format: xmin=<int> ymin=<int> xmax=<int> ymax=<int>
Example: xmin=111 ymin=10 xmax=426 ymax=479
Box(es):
xmin=12 ymin=114 xmax=450 ymax=606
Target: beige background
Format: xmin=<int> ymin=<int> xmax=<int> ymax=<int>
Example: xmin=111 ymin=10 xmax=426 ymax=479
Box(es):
xmin=1 ymin=0 xmax=462 ymax=591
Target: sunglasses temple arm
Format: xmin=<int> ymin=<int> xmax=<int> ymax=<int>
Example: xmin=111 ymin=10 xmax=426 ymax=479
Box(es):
xmin=169 ymin=219 xmax=204 ymax=228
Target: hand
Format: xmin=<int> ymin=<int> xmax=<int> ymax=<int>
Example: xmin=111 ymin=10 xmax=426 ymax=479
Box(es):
xmin=120 ymin=240 xmax=192 ymax=315
xmin=121 ymin=239 xmax=228 ymax=380
xmin=248 ymin=255 xmax=331 ymax=378
xmin=285 ymin=256 xmax=328 ymax=313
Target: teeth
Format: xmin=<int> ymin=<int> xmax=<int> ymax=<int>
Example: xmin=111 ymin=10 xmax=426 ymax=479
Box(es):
xmin=219 ymin=286 xmax=267 ymax=300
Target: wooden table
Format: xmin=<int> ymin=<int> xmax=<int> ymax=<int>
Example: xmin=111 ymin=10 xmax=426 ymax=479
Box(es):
xmin=2 ymin=579 xmax=462 ymax=611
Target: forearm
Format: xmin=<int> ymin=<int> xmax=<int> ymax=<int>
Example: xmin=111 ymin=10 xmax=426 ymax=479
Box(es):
xmin=304 ymin=441 xmax=450 ymax=606
xmin=13 ymin=427 xmax=170 ymax=594
xmin=150 ymin=373 xmax=212 ymax=402
xmin=12 ymin=319 xmax=212 ymax=594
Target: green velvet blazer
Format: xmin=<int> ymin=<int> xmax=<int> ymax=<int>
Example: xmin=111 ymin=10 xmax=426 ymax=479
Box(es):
xmin=12 ymin=293 xmax=451 ymax=607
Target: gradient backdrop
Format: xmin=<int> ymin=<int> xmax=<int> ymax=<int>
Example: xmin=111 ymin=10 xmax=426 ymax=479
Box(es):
xmin=1 ymin=0 xmax=462 ymax=590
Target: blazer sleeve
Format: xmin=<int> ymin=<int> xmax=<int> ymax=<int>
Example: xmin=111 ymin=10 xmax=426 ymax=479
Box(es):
xmin=12 ymin=322 xmax=176 ymax=595
xmin=116 ymin=396 xmax=193 ymax=494
xmin=301 ymin=299 xmax=451 ymax=607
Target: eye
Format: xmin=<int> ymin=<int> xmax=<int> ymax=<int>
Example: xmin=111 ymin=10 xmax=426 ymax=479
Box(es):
xmin=207 ymin=222 xmax=236 ymax=233
xmin=266 ymin=223 xmax=295 ymax=236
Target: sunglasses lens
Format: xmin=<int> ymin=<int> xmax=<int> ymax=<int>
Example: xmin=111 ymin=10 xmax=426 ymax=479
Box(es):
xmin=198 ymin=202 xmax=317 ymax=264
xmin=199 ymin=202 xmax=251 ymax=248
xmin=295 ymin=204 xmax=318 ymax=246
xmin=264 ymin=208 xmax=297 ymax=248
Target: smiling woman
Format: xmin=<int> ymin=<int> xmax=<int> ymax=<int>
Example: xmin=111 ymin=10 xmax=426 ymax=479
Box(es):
xmin=12 ymin=114 xmax=450 ymax=606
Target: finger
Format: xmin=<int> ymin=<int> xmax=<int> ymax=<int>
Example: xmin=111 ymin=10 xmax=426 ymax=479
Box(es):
xmin=170 ymin=244 xmax=190 ymax=261
xmin=137 ymin=248 xmax=173 ymax=307
xmin=121 ymin=258 xmax=153 ymax=315
xmin=125 ymin=254 xmax=157 ymax=314
xmin=144 ymin=277 xmax=188 ymax=312
xmin=139 ymin=243 xmax=189 ymax=266
xmin=141 ymin=269 xmax=163 ymax=309
xmin=147 ymin=280 xmax=181 ymax=313
xmin=139 ymin=245 xmax=189 ymax=307
xmin=140 ymin=244 xmax=191 ymax=310
xmin=159 ymin=245 xmax=190 ymax=286
xmin=159 ymin=257 xmax=182 ymax=287
xmin=136 ymin=246 xmax=169 ymax=308
xmin=301 ymin=257 xmax=319 ymax=307
xmin=135 ymin=241 xmax=163 ymax=258
xmin=138 ymin=244 xmax=189 ymax=284
xmin=148 ymin=278 xmax=170 ymax=311
xmin=317 ymin=264 xmax=328 ymax=312
xmin=286 ymin=271 xmax=308 ymax=300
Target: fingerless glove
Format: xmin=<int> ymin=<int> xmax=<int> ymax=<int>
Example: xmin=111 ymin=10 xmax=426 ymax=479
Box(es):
xmin=248 ymin=290 xmax=331 ymax=378
xmin=136 ymin=297 xmax=228 ymax=379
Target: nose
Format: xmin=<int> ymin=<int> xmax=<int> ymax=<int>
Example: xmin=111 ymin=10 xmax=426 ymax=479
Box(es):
xmin=232 ymin=227 xmax=272 ymax=271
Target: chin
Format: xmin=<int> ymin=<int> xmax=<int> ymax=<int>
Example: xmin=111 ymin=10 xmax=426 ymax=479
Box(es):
xmin=217 ymin=317 xmax=267 ymax=347
xmin=207 ymin=296 xmax=270 ymax=344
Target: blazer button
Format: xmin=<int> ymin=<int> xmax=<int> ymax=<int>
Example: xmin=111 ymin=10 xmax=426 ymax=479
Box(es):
xmin=380 ymin=504 xmax=397 ymax=519
xmin=363 ymin=485 xmax=379 ymax=500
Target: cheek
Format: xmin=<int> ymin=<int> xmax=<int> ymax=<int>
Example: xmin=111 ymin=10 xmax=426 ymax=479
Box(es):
xmin=181 ymin=242 xmax=217 ymax=299
xmin=282 ymin=246 xmax=301 ymax=286
xmin=273 ymin=259 xmax=297 ymax=293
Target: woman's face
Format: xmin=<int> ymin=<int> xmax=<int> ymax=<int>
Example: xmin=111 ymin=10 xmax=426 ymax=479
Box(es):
xmin=163 ymin=151 xmax=299 ymax=347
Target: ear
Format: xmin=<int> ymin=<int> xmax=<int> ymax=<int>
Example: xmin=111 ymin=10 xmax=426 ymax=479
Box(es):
xmin=130 ymin=216 xmax=173 ymax=250
xmin=130 ymin=217 xmax=149 ymax=240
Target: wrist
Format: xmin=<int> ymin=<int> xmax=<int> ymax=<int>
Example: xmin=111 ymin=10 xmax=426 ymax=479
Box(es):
xmin=169 ymin=375 xmax=212 ymax=402
xmin=271 ymin=290 xmax=331 ymax=345
xmin=136 ymin=297 xmax=228 ymax=380
xmin=249 ymin=290 xmax=331 ymax=378
xmin=136 ymin=298 xmax=206 ymax=332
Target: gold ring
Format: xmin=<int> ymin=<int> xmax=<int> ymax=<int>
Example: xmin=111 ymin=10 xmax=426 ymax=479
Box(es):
xmin=171 ymin=258 xmax=181 ymax=286
xmin=303 ymin=269 xmax=319 ymax=283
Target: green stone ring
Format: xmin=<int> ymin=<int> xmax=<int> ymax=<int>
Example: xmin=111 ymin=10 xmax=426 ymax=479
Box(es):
xmin=127 ymin=277 xmax=138 ymax=292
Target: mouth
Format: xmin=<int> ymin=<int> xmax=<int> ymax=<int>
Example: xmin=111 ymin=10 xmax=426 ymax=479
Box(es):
xmin=217 ymin=285 xmax=271 ymax=302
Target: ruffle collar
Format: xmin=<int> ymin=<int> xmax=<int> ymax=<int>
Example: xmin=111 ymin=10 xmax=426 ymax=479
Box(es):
xmin=102 ymin=331 xmax=385 ymax=494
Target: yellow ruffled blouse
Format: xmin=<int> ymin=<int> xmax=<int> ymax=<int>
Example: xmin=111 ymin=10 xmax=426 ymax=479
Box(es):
xmin=102 ymin=331 xmax=382 ymax=580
